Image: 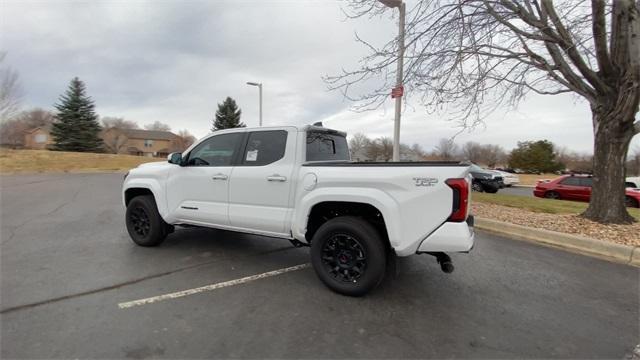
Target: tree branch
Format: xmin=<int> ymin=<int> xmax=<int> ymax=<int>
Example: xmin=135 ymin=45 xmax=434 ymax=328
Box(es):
xmin=591 ymin=0 xmax=615 ymax=76
xmin=541 ymin=0 xmax=609 ymax=93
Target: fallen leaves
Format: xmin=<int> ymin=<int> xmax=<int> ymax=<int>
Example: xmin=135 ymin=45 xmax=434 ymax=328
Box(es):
xmin=472 ymin=202 xmax=640 ymax=247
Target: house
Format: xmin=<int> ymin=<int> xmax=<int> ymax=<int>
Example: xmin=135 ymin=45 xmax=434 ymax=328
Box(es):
xmin=102 ymin=128 xmax=181 ymax=157
xmin=23 ymin=126 xmax=53 ymax=150
xmin=22 ymin=126 xmax=182 ymax=157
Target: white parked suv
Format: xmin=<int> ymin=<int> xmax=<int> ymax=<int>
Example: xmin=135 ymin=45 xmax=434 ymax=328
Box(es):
xmin=122 ymin=125 xmax=475 ymax=295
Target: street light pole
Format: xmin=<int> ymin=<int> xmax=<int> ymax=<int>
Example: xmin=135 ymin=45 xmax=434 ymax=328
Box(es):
xmin=379 ymin=0 xmax=405 ymax=162
xmin=246 ymin=82 xmax=263 ymax=127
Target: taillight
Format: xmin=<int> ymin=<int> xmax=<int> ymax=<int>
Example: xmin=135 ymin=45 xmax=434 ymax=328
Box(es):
xmin=446 ymin=178 xmax=469 ymax=222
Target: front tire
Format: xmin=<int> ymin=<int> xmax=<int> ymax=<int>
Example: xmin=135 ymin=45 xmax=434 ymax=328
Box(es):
xmin=126 ymin=195 xmax=170 ymax=247
xmin=310 ymin=216 xmax=386 ymax=297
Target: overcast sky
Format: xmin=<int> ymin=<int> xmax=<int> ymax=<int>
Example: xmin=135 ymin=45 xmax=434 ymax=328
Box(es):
xmin=2 ymin=0 xmax=638 ymax=153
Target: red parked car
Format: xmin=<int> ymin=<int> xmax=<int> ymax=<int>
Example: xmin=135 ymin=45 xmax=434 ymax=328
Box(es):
xmin=533 ymin=175 xmax=640 ymax=208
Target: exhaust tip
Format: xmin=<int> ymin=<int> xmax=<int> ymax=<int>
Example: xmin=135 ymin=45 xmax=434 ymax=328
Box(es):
xmin=440 ymin=261 xmax=454 ymax=274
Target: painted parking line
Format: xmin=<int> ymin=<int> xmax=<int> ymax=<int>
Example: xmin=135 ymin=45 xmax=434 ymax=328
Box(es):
xmin=118 ymin=263 xmax=311 ymax=309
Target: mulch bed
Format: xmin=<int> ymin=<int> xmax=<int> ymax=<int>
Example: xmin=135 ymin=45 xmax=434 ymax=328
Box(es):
xmin=472 ymin=202 xmax=640 ymax=247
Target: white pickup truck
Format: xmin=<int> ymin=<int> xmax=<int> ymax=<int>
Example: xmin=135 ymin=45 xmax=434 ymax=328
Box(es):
xmin=122 ymin=125 xmax=474 ymax=296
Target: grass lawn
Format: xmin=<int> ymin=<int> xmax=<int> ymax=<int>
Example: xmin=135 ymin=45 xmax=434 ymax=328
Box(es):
xmin=0 ymin=149 xmax=160 ymax=174
xmin=517 ymin=173 xmax=558 ymax=185
xmin=473 ymin=191 xmax=640 ymax=221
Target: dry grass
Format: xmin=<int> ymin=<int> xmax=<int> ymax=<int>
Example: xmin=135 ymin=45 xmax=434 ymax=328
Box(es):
xmin=517 ymin=173 xmax=558 ymax=186
xmin=0 ymin=149 xmax=160 ymax=174
xmin=473 ymin=192 xmax=640 ymax=246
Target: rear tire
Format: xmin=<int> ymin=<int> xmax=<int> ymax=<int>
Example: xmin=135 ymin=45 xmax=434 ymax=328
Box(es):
xmin=544 ymin=191 xmax=560 ymax=200
xmin=625 ymin=196 xmax=639 ymax=208
xmin=126 ymin=195 xmax=170 ymax=247
xmin=484 ymin=187 xmax=499 ymax=194
xmin=310 ymin=216 xmax=386 ymax=297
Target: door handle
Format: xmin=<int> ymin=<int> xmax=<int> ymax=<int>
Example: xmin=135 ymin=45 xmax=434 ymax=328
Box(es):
xmin=212 ymin=173 xmax=228 ymax=180
xmin=267 ymin=174 xmax=287 ymax=182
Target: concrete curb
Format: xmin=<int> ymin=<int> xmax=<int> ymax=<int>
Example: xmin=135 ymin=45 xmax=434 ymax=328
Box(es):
xmin=475 ymin=217 xmax=640 ymax=267
xmin=513 ymin=184 xmax=535 ymax=188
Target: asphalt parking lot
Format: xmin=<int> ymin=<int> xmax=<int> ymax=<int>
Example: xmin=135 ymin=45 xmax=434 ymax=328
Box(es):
xmin=1 ymin=173 xmax=638 ymax=359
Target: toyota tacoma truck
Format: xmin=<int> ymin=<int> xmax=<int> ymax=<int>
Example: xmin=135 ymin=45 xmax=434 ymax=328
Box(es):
xmin=122 ymin=125 xmax=474 ymax=296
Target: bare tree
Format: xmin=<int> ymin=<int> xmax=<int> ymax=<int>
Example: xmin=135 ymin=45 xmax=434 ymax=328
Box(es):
xmin=102 ymin=117 xmax=139 ymax=129
xmin=481 ymin=144 xmax=507 ymax=167
xmin=434 ymin=138 xmax=459 ymax=160
xmin=410 ymin=143 xmax=426 ymax=158
xmin=144 ymin=121 xmax=171 ymax=131
xmin=0 ymin=52 xmax=22 ymax=122
xmin=349 ymin=132 xmax=370 ymax=157
xmin=462 ymin=141 xmax=484 ymax=163
xmin=174 ymin=129 xmax=197 ymax=151
xmin=0 ymin=108 xmax=54 ymax=148
xmin=103 ymin=131 xmax=129 ymax=154
xmin=0 ymin=119 xmax=27 ymax=147
xmin=18 ymin=108 xmax=55 ymax=129
xmin=328 ymin=1 xmax=640 ymax=223
xmin=367 ymin=136 xmax=394 ymax=161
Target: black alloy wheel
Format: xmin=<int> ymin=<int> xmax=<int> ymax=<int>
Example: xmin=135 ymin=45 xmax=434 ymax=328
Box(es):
xmin=310 ymin=216 xmax=386 ymax=296
xmin=125 ymin=195 xmax=170 ymax=247
xmin=321 ymin=233 xmax=367 ymax=283
xmin=130 ymin=206 xmax=151 ymax=237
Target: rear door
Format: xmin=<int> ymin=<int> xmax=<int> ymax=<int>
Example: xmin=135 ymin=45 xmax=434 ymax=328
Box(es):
xmin=557 ymin=177 xmax=582 ymax=200
xmin=227 ymin=129 xmax=296 ymax=235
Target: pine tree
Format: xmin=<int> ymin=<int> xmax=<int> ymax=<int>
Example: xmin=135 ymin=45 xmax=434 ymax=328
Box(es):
xmin=212 ymin=97 xmax=245 ymax=131
xmin=51 ymin=77 xmax=104 ymax=152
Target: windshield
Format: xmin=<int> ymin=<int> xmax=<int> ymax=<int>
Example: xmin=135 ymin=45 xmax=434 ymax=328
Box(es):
xmin=306 ymin=131 xmax=350 ymax=162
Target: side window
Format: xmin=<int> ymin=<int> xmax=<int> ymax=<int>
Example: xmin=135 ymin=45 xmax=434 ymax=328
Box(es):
xmin=580 ymin=177 xmax=593 ymax=187
xmin=242 ymin=130 xmax=287 ymax=166
xmin=185 ymin=133 xmax=243 ymax=166
xmin=560 ymin=177 xmax=581 ymax=186
xmin=306 ymin=132 xmax=350 ymax=161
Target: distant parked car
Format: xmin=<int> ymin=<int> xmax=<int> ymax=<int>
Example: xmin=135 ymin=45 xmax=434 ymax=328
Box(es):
xmin=533 ymin=175 xmax=640 ymax=208
xmin=626 ymin=177 xmax=640 ymax=188
xmin=493 ymin=170 xmax=520 ymax=187
xmin=468 ymin=164 xmax=503 ymax=193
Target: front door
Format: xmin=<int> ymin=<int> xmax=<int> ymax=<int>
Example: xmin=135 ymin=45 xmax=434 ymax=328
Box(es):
xmin=166 ymin=132 xmax=245 ymax=226
xmin=228 ymin=129 xmax=296 ymax=235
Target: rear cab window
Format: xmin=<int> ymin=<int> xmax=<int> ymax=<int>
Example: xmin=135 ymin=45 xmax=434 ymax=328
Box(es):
xmin=306 ymin=131 xmax=350 ymax=162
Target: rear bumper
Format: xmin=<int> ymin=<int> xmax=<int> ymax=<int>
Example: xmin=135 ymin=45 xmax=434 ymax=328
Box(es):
xmin=416 ymin=216 xmax=475 ymax=253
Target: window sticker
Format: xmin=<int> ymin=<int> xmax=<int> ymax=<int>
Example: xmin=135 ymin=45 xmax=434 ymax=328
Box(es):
xmin=246 ymin=150 xmax=258 ymax=162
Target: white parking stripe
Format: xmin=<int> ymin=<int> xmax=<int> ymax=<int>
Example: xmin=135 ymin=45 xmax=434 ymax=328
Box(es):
xmin=118 ymin=263 xmax=311 ymax=309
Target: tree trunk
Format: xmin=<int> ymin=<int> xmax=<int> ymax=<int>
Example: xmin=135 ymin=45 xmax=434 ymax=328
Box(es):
xmin=582 ymin=106 xmax=636 ymax=224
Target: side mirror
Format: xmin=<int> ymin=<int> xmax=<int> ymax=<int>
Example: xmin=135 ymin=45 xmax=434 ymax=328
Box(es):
xmin=168 ymin=152 xmax=182 ymax=165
